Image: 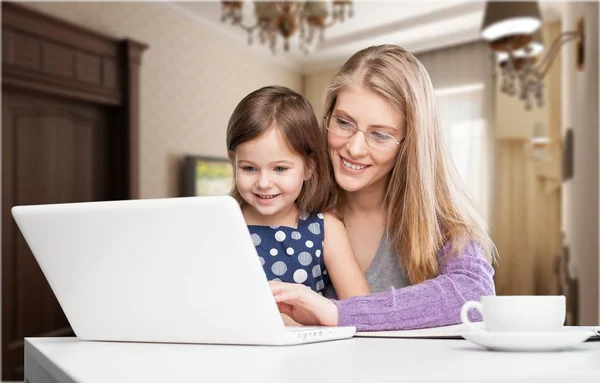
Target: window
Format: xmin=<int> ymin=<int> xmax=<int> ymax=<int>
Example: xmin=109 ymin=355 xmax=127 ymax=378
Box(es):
xmin=436 ymin=83 xmax=492 ymax=223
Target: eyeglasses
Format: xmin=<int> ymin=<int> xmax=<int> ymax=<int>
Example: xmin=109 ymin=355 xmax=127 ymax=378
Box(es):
xmin=325 ymin=115 xmax=404 ymax=152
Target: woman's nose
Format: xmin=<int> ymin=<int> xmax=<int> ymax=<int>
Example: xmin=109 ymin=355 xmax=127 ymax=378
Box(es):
xmin=345 ymin=130 xmax=369 ymax=157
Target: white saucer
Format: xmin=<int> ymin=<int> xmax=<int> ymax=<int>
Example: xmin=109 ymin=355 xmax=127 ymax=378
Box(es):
xmin=461 ymin=329 xmax=596 ymax=352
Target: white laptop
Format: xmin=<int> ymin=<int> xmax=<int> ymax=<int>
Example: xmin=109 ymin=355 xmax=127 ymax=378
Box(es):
xmin=11 ymin=196 xmax=356 ymax=346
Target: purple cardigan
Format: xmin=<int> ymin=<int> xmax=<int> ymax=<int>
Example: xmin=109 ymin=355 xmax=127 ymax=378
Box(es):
xmin=333 ymin=241 xmax=495 ymax=331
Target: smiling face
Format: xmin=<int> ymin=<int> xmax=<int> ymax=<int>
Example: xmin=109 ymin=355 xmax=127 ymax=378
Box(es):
xmin=231 ymin=127 xmax=311 ymax=226
xmin=327 ymin=86 xmax=405 ymax=196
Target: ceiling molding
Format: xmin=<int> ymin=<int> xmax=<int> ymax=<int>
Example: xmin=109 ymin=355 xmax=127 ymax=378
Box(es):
xmin=164 ymin=1 xmax=303 ymax=73
xmin=317 ymin=1 xmax=484 ymax=50
xmin=165 ymin=1 xmax=566 ymax=76
xmin=301 ymin=27 xmax=483 ymax=75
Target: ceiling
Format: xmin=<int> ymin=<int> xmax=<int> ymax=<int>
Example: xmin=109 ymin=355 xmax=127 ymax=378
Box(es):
xmin=168 ymin=1 xmax=565 ymax=74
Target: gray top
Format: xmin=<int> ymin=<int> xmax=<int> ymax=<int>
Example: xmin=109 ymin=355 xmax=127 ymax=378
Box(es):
xmin=366 ymin=231 xmax=411 ymax=293
xmin=324 ymin=231 xmax=410 ymax=298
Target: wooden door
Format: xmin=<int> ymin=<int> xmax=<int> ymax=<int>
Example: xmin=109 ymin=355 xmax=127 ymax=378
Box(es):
xmin=1 ymin=89 xmax=117 ymax=379
xmin=1 ymin=4 xmax=147 ymax=380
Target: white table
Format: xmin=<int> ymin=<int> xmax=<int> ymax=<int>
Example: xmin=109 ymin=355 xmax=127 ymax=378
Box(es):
xmin=25 ymin=337 xmax=600 ymax=383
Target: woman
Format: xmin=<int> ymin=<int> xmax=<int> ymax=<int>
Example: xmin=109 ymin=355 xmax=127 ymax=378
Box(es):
xmin=270 ymin=44 xmax=496 ymax=331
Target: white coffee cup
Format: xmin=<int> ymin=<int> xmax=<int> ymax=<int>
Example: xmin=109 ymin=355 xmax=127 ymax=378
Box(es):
xmin=461 ymin=295 xmax=566 ymax=333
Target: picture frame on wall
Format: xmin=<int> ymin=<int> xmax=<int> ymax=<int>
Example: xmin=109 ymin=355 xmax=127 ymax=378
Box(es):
xmin=182 ymin=155 xmax=234 ymax=197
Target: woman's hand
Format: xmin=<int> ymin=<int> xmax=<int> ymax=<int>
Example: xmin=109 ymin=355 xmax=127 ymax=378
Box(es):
xmin=269 ymin=281 xmax=339 ymax=326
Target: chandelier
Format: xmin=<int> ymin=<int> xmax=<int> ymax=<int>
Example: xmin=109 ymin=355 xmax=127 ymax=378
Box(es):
xmin=220 ymin=1 xmax=354 ymax=55
xmin=481 ymin=1 xmax=585 ymax=110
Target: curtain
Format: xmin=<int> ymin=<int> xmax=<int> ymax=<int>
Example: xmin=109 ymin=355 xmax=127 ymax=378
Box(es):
xmin=417 ymin=41 xmax=495 ymax=227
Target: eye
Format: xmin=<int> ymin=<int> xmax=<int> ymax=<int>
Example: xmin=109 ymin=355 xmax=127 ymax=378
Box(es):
xmin=335 ymin=117 xmax=355 ymax=130
xmin=369 ymin=130 xmax=396 ymax=143
xmin=241 ymin=166 xmax=256 ymax=172
xmin=274 ymin=166 xmax=288 ymax=173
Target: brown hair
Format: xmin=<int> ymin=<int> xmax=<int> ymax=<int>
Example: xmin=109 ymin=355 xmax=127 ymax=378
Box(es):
xmin=226 ymin=85 xmax=334 ymax=214
xmin=322 ymin=45 xmax=496 ymax=284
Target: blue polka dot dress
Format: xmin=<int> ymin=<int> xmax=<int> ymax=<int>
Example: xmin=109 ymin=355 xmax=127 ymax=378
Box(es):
xmin=248 ymin=212 xmax=330 ymax=294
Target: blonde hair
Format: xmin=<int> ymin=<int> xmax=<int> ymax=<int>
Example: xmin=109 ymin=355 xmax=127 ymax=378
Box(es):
xmin=227 ymin=85 xmax=335 ymax=214
xmin=322 ymin=45 xmax=496 ymax=284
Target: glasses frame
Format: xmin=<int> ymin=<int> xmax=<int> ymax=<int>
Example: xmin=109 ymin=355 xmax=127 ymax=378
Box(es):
xmin=324 ymin=115 xmax=404 ymax=152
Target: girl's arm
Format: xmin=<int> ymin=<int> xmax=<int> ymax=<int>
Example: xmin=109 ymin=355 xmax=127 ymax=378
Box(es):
xmin=322 ymin=212 xmax=370 ymax=299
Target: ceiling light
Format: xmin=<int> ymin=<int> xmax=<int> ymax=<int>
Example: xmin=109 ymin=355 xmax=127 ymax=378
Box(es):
xmin=220 ymin=1 xmax=354 ymax=55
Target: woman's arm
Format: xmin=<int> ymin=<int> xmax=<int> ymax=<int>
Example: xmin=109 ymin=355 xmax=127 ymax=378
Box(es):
xmin=271 ymin=241 xmax=495 ymax=331
xmin=322 ymin=212 xmax=370 ymax=299
xmin=334 ymin=241 xmax=495 ymax=331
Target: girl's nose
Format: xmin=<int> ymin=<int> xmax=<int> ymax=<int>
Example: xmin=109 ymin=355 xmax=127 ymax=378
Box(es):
xmin=256 ymin=172 xmax=273 ymax=189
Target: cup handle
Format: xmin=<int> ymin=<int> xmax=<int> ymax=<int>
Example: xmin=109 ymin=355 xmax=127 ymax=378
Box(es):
xmin=460 ymin=301 xmax=484 ymax=332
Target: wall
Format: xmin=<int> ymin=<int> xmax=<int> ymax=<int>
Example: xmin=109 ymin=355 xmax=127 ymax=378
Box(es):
xmin=561 ymin=1 xmax=599 ymax=325
xmin=1 ymin=2 xmax=302 ymax=379
xmin=19 ymin=1 xmax=302 ymax=199
xmin=304 ymin=68 xmax=339 ymax=120
xmin=492 ymin=21 xmax=563 ymax=298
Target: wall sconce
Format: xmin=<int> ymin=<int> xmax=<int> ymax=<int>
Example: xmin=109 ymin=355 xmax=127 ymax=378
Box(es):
xmin=481 ymin=1 xmax=585 ymax=110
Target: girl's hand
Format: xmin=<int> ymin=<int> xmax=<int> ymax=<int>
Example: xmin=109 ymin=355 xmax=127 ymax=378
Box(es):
xmin=280 ymin=313 xmax=302 ymax=326
xmin=269 ymin=281 xmax=339 ymax=326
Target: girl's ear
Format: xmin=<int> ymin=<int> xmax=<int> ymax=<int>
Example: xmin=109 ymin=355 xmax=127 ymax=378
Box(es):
xmin=227 ymin=151 xmax=236 ymax=176
xmin=304 ymin=156 xmax=316 ymax=181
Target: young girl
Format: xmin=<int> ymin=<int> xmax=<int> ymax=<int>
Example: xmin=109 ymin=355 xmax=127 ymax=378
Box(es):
xmin=226 ymin=85 xmax=369 ymax=300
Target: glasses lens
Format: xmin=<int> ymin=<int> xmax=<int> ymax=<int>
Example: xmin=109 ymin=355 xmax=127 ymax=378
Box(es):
xmin=366 ymin=132 xmax=398 ymax=151
xmin=372 ymin=142 xmax=394 ymax=151
xmin=328 ymin=115 xmax=400 ymax=152
xmin=328 ymin=116 xmax=355 ymax=137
